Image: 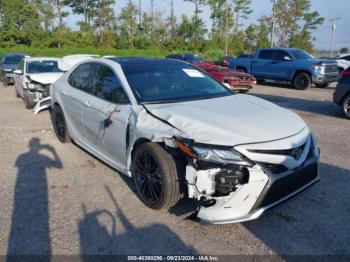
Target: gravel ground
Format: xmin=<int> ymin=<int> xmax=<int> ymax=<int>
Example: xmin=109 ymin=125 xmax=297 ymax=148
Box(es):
xmin=0 ymin=82 xmax=349 ymax=258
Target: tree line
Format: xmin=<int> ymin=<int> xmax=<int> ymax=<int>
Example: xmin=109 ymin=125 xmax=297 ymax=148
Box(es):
xmin=0 ymin=0 xmax=325 ymax=55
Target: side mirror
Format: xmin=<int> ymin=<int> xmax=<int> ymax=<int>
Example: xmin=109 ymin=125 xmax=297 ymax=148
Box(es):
xmin=283 ymin=56 xmax=293 ymax=61
xmin=13 ymin=69 xmax=22 ymax=75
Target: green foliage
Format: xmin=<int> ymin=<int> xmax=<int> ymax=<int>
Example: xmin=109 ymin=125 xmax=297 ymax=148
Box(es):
xmin=0 ymin=0 xmax=324 ymax=56
xmin=339 ymin=47 xmax=349 ymax=54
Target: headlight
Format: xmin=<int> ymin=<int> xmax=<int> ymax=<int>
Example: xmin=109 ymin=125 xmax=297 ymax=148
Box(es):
xmin=312 ymin=64 xmax=324 ymax=73
xmin=26 ymin=82 xmax=43 ymax=90
xmin=3 ymin=69 xmax=12 ymax=73
xmin=176 ymin=139 xmax=252 ymax=166
xmin=193 ymin=146 xmax=251 ymax=166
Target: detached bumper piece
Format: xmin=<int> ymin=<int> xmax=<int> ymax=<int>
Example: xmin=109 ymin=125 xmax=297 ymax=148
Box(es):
xmin=33 ymin=96 xmax=52 ymax=115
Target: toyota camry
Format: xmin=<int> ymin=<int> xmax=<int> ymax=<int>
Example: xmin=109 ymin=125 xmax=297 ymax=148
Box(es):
xmin=50 ymin=57 xmax=320 ymax=224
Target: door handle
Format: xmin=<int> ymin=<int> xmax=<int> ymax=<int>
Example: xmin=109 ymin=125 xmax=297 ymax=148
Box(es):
xmin=83 ymin=101 xmax=90 ymax=107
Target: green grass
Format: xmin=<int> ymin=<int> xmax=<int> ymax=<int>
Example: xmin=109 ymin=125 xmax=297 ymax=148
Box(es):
xmin=0 ymin=47 xmax=226 ymax=62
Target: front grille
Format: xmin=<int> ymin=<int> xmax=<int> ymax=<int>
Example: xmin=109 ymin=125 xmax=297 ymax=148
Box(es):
xmin=258 ymin=162 xmax=318 ymax=208
xmin=249 ymin=143 xmax=306 ymax=160
xmin=324 ymin=64 xmax=338 ymax=73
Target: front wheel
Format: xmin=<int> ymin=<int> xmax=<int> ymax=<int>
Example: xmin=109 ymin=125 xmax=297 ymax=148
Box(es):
xmin=132 ymin=143 xmax=182 ymax=210
xmin=52 ymin=105 xmax=71 ymax=143
xmin=293 ymin=72 xmax=311 ymax=90
xmin=341 ymin=94 xmax=350 ymax=119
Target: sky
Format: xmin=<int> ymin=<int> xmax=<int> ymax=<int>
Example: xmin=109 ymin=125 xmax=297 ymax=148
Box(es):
xmin=67 ymin=0 xmax=349 ymax=51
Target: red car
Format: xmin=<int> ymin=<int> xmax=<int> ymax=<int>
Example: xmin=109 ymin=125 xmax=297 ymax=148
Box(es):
xmin=166 ymin=54 xmax=256 ymax=92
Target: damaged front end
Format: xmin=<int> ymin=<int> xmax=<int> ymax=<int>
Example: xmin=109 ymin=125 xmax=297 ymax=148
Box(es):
xmin=175 ymin=138 xmax=269 ymax=224
xmin=27 ymin=81 xmax=52 ymax=114
xmin=174 ymin=135 xmax=319 ymax=224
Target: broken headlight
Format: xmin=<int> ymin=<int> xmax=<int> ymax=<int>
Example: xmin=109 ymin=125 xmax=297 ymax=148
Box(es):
xmin=193 ymin=146 xmax=252 ymax=166
xmin=176 ymin=139 xmax=252 ymax=166
xmin=26 ymin=82 xmax=44 ymax=91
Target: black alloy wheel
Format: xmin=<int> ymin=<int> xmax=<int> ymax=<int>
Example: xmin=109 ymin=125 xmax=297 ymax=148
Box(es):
xmin=52 ymin=105 xmax=70 ymax=143
xmin=132 ymin=143 xmax=182 ymax=210
xmin=293 ymin=72 xmax=311 ymax=90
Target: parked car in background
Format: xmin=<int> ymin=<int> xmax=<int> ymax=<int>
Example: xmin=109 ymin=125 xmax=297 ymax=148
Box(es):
xmin=0 ymin=53 xmax=29 ymax=86
xmin=50 ymin=57 xmax=320 ymax=224
xmin=166 ymin=54 xmax=256 ymax=92
xmin=335 ymin=54 xmax=350 ymax=74
xmin=333 ymin=67 xmax=350 ymax=119
xmin=226 ymin=48 xmax=340 ymax=90
xmin=13 ymin=57 xmax=63 ymax=109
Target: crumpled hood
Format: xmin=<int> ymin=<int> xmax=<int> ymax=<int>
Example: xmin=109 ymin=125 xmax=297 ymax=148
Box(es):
xmin=145 ymin=95 xmax=306 ymax=146
xmin=28 ymin=72 xmax=64 ymax=85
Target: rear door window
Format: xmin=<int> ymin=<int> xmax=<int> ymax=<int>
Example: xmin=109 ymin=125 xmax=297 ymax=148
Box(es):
xmin=68 ymin=63 xmax=94 ymax=94
xmin=91 ymin=64 xmax=129 ymax=104
xmin=258 ymin=50 xmax=274 ymax=60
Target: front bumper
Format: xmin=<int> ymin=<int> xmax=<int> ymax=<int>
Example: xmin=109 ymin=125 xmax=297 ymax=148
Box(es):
xmin=4 ymin=74 xmax=15 ymax=84
xmin=190 ymin=131 xmax=320 ymax=224
xmin=312 ymin=74 xmax=339 ymax=85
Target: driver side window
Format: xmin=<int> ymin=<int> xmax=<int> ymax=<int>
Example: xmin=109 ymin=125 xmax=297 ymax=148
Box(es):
xmin=91 ymin=64 xmax=129 ymax=104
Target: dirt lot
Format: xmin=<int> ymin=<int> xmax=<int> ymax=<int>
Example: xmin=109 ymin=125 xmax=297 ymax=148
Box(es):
xmin=0 ymin=82 xmax=349 ymax=257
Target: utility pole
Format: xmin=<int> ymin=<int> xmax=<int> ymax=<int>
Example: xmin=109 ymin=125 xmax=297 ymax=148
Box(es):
xmin=330 ymin=17 xmax=340 ymax=57
xmin=270 ymin=0 xmax=276 ymax=48
xmin=225 ymin=0 xmax=229 ymax=57
xmin=139 ymin=0 xmax=142 ymax=26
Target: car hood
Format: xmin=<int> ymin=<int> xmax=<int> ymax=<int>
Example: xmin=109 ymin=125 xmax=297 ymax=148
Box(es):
xmin=144 ymin=95 xmax=306 ymax=146
xmin=28 ymin=72 xmax=64 ymax=85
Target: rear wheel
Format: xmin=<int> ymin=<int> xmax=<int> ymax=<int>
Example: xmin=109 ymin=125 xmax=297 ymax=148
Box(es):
xmin=23 ymin=91 xmax=35 ymax=109
xmin=52 ymin=104 xmax=71 ymax=143
xmin=236 ymin=67 xmax=247 ymax=73
xmin=293 ymin=72 xmax=311 ymax=90
xmin=341 ymin=94 xmax=350 ymax=119
xmin=132 ymin=143 xmax=182 ymax=210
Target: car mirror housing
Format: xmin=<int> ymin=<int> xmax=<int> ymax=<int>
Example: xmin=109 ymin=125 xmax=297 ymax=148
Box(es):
xmin=13 ymin=69 xmax=22 ymax=75
xmin=284 ymin=56 xmax=293 ymax=61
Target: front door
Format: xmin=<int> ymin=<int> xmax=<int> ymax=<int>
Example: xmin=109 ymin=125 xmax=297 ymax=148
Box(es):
xmin=83 ymin=63 xmax=132 ymax=171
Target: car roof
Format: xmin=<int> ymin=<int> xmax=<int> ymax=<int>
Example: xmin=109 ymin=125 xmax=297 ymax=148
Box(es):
xmin=24 ymin=57 xmax=60 ymax=62
xmin=107 ymin=57 xmax=186 ymax=66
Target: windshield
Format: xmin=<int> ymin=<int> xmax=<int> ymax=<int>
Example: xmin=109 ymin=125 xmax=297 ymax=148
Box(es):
xmin=4 ymin=55 xmax=25 ymax=65
xmin=122 ymin=63 xmax=232 ymax=103
xmin=289 ymin=50 xmax=314 ymax=60
xmin=26 ymin=60 xmax=62 ymax=74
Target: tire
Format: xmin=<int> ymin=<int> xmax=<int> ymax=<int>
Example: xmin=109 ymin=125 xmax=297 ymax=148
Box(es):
xmin=338 ymin=68 xmax=344 ymax=75
xmin=315 ymin=83 xmax=329 ymax=88
xmin=236 ymin=67 xmax=247 ymax=73
xmin=23 ymin=91 xmax=35 ymax=109
xmin=341 ymin=94 xmax=350 ymax=119
xmin=52 ymin=104 xmax=71 ymax=143
xmin=293 ymin=72 xmax=311 ymax=90
xmin=132 ymin=143 xmax=182 ymax=210
xmin=257 ymin=79 xmax=265 ymax=84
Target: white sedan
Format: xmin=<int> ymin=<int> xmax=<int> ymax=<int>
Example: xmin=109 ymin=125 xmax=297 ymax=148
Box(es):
xmin=14 ymin=57 xmax=64 ymax=109
xmin=50 ymin=57 xmax=320 ymax=224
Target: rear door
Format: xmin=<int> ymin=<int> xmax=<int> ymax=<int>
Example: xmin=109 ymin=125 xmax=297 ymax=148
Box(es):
xmin=63 ymin=63 xmax=95 ymax=144
xmin=251 ymin=50 xmax=275 ymax=79
xmin=83 ymin=63 xmax=132 ymax=171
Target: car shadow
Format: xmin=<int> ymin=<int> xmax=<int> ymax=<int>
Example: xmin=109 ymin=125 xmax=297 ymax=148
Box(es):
xmin=7 ymin=138 xmax=63 ymax=261
xmin=258 ymin=81 xmax=336 ymax=91
xmin=243 ymin=162 xmax=350 ymax=256
xmin=252 ymin=93 xmax=343 ymax=118
xmin=78 ymin=185 xmax=198 ymax=258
